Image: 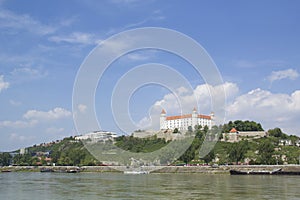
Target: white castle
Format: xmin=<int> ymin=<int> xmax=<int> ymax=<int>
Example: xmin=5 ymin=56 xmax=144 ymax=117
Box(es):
xmin=160 ymin=108 xmax=214 ymax=131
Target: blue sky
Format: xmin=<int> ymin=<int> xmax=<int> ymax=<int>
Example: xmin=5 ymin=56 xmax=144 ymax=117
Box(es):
xmin=0 ymin=0 xmax=300 ymax=151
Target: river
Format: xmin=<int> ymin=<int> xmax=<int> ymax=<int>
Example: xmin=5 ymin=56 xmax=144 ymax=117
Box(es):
xmin=0 ymin=172 xmax=299 ymax=199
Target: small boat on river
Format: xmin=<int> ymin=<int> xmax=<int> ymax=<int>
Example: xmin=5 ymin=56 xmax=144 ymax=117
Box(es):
xmin=124 ymin=170 xmax=149 ymax=174
xmin=1 ymin=170 xmax=12 ymax=173
xmin=40 ymin=168 xmax=54 ymax=173
xmin=230 ymin=168 xmax=300 ymax=175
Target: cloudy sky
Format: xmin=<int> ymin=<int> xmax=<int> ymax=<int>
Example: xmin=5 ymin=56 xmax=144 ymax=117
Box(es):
xmin=0 ymin=0 xmax=300 ymax=151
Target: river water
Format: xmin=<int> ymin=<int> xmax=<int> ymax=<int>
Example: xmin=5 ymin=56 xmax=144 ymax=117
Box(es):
xmin=0 ymin=172 xmax=299 ymax=200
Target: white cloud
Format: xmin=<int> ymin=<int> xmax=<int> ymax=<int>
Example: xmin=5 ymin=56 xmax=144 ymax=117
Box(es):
xmin=46 ymin=127 xmax=65 ymax=134
xmin=10 ymin=67 xmax=48 ymax=81
xmin=0 ymin=8 xmax=56 ymax=35
xmin=137 ymin=81 xmax=300 ymax=136
xmin=0 ymin=120 xmax=38 ymax=128
xmin=126 ymin=53 xmax=150 ymax=61
xmin=0 ymin=75 xmax=9 ymax=92
xmin=136 ymin=82 xmax=238 ymax=130
xmin=234 ymin=59 xmax=288 ymax=69
xmin=9 ymin=133 xmax=35 ymax=142
xmin=0 ymin=107 xmax=71 ymax=129
xmin=125 ymin=50 xmax=157 ymax=61
xmin=267 ymin=68 xmax=299 ymax=82
xmin=23 ymin=107 xmax=72 ymax=121
xmin=135 ymin=116 xmax=152 ymax=129
xmin=9 ymin=100 xmax=22 ymax=106
xmin=154 ymin=82 xmax=239 ymax=115
xmin=49 ymin=32 xmax=98 ymax=45
xmin=227 ymin=88 xmax=300 ymax=135
xmin=106 ymin=10 xmax=164 ymax=36
xmin=78 ymin=104 xmax=87 ymax=113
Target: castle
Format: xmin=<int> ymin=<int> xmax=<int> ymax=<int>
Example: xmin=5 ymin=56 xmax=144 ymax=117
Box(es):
xmin=160 ymin=108 xmax=214 ymax=131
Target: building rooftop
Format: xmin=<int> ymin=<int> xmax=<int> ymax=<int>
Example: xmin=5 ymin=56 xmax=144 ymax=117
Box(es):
xmin=166 ymin=114 xmax=211 ymax=120
xmin=230 ymin=128 xmax=238 ymax=133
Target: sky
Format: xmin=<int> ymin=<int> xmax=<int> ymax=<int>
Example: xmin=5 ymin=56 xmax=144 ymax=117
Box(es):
xmin=0 ymin=0 xmax=300 ymax=151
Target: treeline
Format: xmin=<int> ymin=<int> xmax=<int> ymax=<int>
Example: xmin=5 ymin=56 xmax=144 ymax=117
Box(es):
xmin=222 ymin=120 xmax=264 ymax=132
xmin=1 ymin=120 xmax=299 ymax=166
xmin=0 ymin=152 xmax=11 ymax=166
xmin=115 ymin=135 xmax=168 ymax=153
xmin=0 ymin=137 xmax=101 ymax=166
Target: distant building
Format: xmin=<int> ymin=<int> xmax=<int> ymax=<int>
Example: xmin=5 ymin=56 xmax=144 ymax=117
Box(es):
xmin=222 ymin=128 xmax=267 ymax=142
xmin=75 ymin=131 xmax=118 ymax=143
xmin=160 ymin=108 xmax=214 ymax=131
xmin=19 ymin=148 xmax=27 ymax=155
xmin=132 ymin=129 xmax=185 ymax=141
xmin=279 ymin=139 xmax=293 ymax=146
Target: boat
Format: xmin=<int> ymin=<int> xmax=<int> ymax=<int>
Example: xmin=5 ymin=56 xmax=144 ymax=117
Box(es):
xmin=124 ymin=170 xmax=149 ymax=174
xmin=40 ymin=168 xmax=54 ymax=173
xmin=1 ymin=170 xmax=12 ymax=173
xmin=230 ymin=168 xmax=282 ymax=175
xmin=229 ymin=169 xmax=248 ymax=175
xmin=229 ymin=168 xmax=300 ymax=175
xmin=272 ymin=170 xmax=300 ymax=175
xmin=66 ymin=169 xmax=80 ymax=173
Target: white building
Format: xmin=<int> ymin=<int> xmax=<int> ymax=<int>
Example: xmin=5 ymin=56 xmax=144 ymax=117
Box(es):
xmin=19 ymin=148 xmax=27 ymax=155
xmin=221 ymin=128 xmax=267 ymax=143
xmin=279 ymin=139 xmax=293 ymax=146
xmin=75 ymin=131 xmax=118 ymax=143
xmin=160 ymin=108 xmax=214 ymax=131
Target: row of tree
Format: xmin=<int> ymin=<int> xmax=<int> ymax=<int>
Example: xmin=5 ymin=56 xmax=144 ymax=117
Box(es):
xmin=1 ymin=121 xmax=299 ymax=166
xmin=222 ymin=120 xmax=264 ymax=132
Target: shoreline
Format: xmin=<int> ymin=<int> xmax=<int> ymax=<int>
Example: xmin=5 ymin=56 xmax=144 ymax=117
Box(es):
xmin=1 ymin=165 xmax=300 ymax=174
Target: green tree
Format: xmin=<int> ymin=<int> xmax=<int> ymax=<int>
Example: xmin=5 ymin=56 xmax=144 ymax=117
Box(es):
xmin=268 ymin=128 xmax=287 ymax=139
xmin=228 ymin=141 xmax=249 ymax=164
xmin=0 ymin=153 xmax=12 ymax=166
xmin=222 ymin=120 xmax=264 ymax=132
xmin=202 ymin=150 xmax=215 ymax=164
xmin=258 ymin=139 xmax=275 ymax=164
xmin=13 ymin=153 xmax=32 ymax=166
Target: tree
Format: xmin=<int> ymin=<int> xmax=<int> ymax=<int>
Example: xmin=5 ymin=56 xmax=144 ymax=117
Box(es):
xmin=228 ymin=141 xmax=249 ymax=164
xmin=268 ymin=128 xmax=287 ymax=139
xmin=13 ymin=153 xmax=31 ymax=166
xmin=202 ymin=150 xmax=215 ymax=164
xmin=222 ymin=120 xmax=264 ymax=132
xmin=258 ymin=139 xmax=275 ymax=164
xmin=179 ymin=146 xmax=195 ymax=164
xmin=0 ymin=153 xmax=12 ymax=166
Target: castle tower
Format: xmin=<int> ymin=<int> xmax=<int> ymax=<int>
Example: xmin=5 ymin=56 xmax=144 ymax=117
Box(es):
xmin=210 ymin=112 xmax=215 ymax=127
xmin=192 ymin=107 xmax=198 ymax=129
xmin=160 ymin=109 xmax=166 ymax=130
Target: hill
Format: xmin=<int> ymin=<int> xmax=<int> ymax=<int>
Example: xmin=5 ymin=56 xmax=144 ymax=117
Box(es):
xmin=1 ymin=121 xmax=299 ymax=166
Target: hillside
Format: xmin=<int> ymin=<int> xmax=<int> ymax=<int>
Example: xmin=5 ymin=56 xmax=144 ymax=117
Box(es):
xmin=1 ymin=121 xmax=299 ymax=166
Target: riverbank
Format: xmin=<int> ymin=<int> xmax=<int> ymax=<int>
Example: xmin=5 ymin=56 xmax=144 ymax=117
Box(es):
xmin=1 ymin=165 xmax=300 ymax=174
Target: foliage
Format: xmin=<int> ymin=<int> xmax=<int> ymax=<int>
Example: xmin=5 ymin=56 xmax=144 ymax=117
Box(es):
xmin=222 ymin=120 xmax=264 ymax=132
xmin=202 ymin=150 xmax=215 ymax=164
xmin=173 ymin=128 xmax=179 ymax=133
xmin=5 ymin=120 xmax=300 ymax=166
xmin=228 ymin=140 xmax=249 ymax=164
xmin=115 ymin=135 xmax=168 ymax=153
xmin=257 ymin=139 xmax=276 ymax=164
xmin=0 ymin=153 xmax=12 ymax=166
xmin=268 ymin=128 xmax=288 ymax=139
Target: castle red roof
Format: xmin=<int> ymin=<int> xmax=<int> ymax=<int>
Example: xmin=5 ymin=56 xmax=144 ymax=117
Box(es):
xmin=166 ymin=114 xmax=211 ymax=120
xmin=230 ymin=128 xmax=237 ymax=133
